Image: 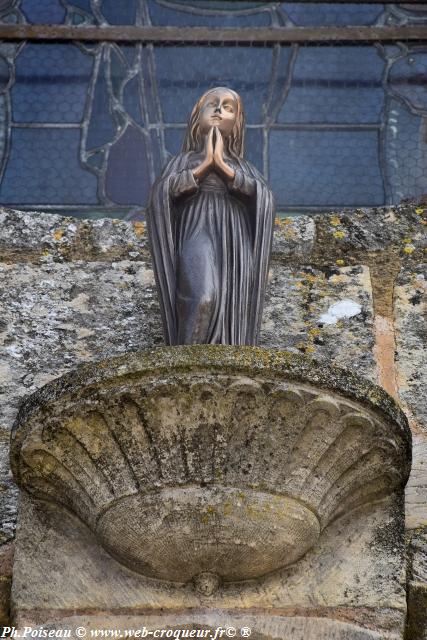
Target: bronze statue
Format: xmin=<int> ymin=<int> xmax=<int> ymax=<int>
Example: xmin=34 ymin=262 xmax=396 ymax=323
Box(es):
xmin=147 ymin=87 xmax=275 ymax=345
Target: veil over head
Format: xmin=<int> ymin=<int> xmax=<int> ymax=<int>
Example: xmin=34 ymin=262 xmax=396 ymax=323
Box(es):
xmin=147 ymin=87 xmax=275 ymax=346
xmin=182 ymin=87 xmax=245 ymax=158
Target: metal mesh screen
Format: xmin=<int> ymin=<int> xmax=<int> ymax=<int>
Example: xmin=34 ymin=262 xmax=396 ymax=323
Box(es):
xmin=0 ymin=0 xmax=426 ymax=218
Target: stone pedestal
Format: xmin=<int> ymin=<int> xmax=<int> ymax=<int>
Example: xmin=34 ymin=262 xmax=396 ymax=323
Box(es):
xmin=10 ymin=347 xmax=412 ymax=639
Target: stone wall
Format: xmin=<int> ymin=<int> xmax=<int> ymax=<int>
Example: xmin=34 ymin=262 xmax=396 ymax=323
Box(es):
xmin=0 ymin=205 xmax=426 ymax=636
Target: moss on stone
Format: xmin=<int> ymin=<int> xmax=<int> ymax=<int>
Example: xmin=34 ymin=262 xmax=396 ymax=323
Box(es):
xmin=11 ymin=345 xmax=412 ymax=483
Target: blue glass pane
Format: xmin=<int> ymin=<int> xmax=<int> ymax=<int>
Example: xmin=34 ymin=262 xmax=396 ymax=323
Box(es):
xmin=245 ymin=128 xmax=263 ymax=174
xmin=164 ymin=127 xmax=186 ymax=156
xmin=0 ymin=55 xmax=11 ymax=92
xmin=269 ymin=130 xmax=384 ymax=206
xmin=120 ymin=44 xmax=137 ymax=67
xmin=12 ymin=43 xmax=93 ymax=123
xmin=155 ymin=46 xmax=273 ymax=125
xmin=0 ymin=129 xmax=98 ymax=204
xmin=100 ymin=0 xmax=137 ymax=25
xmin=71 ymin=13 xmax=88 ymax=25
xmin=86 ymin=50 xmax=116 ymax=150
xmin=21 ymin=0 xmax=66 ymax=24
xmin=394 ymin=5 xmax=427 ymax=24
xmin=278 ymin=46 xmax=384 ymax=124
xmin=139 ymin=46 xmax=164 ymax=125
xmin=148 ymin=0 xmax=272 ymax=26
xmin=123 ymin=74 xmax=144 ymax=125
xmin=105 ymin=124 xmax=150 ymax=205
xmin=66 ymin=0 xmax=92 ymax=13
xmin=1 ymin=11 xmax=19 ymax=25
xmin=110 ymin=46 xmax=130 ymax=99
xmin=389 ymin=52 xmax=427 ymax=114
xmin=384 ymin=98 xmax=427 ymax=203
xmin=0 ymin=0 xmax=15 ymax=16
xmin=283 ymin=3 xmax=384 ymax=26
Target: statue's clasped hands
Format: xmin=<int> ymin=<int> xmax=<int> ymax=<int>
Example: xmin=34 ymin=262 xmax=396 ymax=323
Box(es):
xmin=193 ymin=127 xmax=235 ymax=184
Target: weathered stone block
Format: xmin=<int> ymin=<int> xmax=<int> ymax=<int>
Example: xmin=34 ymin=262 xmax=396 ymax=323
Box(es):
xmin=406 ymin=436 xmax=427 ymax=530
xmin=261 ymin=265 xmax=375 ymax=380
xmin=313 ymin=205 xmax=427 ymax=257
xmin=0 ymin=208 xmax=149 ymax=262
xmin=10 ymin=348 xmax=410 ymax=639
xmin=394 ymin=264 xmax=427 ymax=431
xmin=0 ymin=259 xmax=161 ymax=540
xmin=406 ymin=530 xmax=427 ymax=640
xmin=273 ymin=215 xmax=316 ymax=259
xmin=0 ymin=428 xmax=17 ymax=543
xmin=0 ymin=259 xmax=161 ymax=428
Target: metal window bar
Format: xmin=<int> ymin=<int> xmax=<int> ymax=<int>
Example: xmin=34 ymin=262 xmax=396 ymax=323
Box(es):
xmin=0 ymin=24 xmax=427 ymax=43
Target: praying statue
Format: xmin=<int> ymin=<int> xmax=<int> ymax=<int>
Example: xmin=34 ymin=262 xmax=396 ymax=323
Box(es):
xmin=147 ymin=87 xmax=275 ymax=345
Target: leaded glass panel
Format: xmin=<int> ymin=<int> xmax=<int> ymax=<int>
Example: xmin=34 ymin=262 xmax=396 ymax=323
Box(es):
xmin=0 ymin=0 xmax=426 ymax=219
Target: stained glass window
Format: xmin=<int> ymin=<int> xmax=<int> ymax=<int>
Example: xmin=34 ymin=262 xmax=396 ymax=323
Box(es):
xmin=0 ymin=1 xmax=426 ymax=219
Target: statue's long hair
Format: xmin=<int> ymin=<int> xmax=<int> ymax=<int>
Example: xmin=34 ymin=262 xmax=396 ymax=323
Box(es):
xmin=182 ymin=87 xmax=245 ymax=158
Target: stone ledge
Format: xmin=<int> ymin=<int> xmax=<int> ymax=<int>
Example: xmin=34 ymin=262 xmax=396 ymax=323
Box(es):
xmin=11 ymin=347 xmax=410 ymax=586
xmin=10 ymin=346 xmax=412 ymax=452
xmin=1 ymin=204 xmax=426 ymax=267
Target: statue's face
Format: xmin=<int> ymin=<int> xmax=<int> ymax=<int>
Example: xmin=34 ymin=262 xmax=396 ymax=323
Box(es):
xmin=198 ymin=89 xmax=237 ymax=138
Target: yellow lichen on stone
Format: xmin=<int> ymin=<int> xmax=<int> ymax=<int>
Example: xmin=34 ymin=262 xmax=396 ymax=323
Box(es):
xmin=275 ymin=216 xmax=295 ymax=238
xmin=403 ymin=237 xmax=412 ymax=244
xmin=223 ymin=502 xmax=232 ymax=515
xmin=333 ymin=230 xmax=346 ymax=239
xmin=133 ymin=221 xmax=146 ymax=237
xmin=275 ymin=216 xmax=293 ymax=226
xmin=403 ymin=245 xmax=415 ymax=255
xmin=284 ymin=228 xmax=296 ymax=240
xmin=336 ymin=259 xmax=345 ymax=266
xmin=245 ymin=505 xmax=263 ymax=520
xmin=415 ymin=208 xmax=424 ymax=214
xmin=201 ymin=505 xmax=216 ymax=524
xmin=304 ymin=273 xmax=318 ymax=284
xmin=330 ymin=215 xmax=341 ymax=227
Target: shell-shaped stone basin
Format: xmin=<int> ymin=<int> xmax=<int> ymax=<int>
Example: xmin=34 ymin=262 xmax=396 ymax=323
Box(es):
xmin=11 ymin=346 xmax=411 ymax=585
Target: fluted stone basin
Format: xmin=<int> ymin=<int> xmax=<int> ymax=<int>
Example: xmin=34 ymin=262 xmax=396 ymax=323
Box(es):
xmin=11 ymin=346 xmax=411 ymax=586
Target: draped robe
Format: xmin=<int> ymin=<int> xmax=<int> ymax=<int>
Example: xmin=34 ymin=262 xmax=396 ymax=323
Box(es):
xmin=147 ymin=151 xmax=275 ymax=345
